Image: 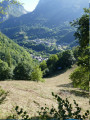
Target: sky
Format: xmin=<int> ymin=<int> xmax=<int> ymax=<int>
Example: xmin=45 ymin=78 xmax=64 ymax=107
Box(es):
xmin=19 ymin=0 xmax=40 ymax=12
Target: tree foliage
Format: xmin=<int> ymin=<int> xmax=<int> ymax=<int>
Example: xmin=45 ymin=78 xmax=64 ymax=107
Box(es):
xmin=71 ymin=9 xmax=89 ymax=49
xmin=0 ymin=59 xmax=12 ymax=80
xmin=0 ymin=32 xmax=33 ymax=66
xmin=70 ymin=9 xmax=89 ymax=90
xmin=57 ymin=50 xmax=75 ymax=69
xmin=47 ymin=54 xmax=58 ymax=72
xmin=39 ymin=60 xmax=47 ymax=71
xmin=70 ymin=66 xmax=89 ymax=90
xmin=31 ymin=66 xmax=43 ymax=82
xmin=13 ymin=62 xmax=33 ymax=80
xmin=39 ymin=50 xmax=75 ymax=77
xmin=0 ymin=0 xmax=20 ymax=14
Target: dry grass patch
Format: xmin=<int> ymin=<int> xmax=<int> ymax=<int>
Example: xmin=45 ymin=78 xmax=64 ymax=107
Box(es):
xmin=0 ymin=65 xmax=89 ymax=118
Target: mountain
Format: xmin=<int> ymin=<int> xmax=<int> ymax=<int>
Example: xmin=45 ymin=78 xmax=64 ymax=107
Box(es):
xmin=0 ymin=32 xmax=32 ymax=66
xmin=0 ymin=0 xmax=27 ymax=22
xmin=0 ymin=0 xmax=88 ymax=55
xmin=34 ymin=0 xmax=88 ymax=26
xmin=0 ymin=0 xmax=88 ymax=27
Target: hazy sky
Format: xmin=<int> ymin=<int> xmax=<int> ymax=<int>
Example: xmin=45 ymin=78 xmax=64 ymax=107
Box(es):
xmin=19 ymin=0 xmax=40 ymax=11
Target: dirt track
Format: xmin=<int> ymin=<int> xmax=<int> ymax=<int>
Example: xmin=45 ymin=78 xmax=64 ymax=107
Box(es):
xmin=0 ymin=65 xmax=89 ymax=118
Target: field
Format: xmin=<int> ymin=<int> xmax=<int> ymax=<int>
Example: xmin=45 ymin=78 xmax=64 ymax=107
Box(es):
xmin=0 ymin=65 xmax=89 ymax=119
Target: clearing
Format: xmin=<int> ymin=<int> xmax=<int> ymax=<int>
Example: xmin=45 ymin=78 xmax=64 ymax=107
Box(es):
xmin=0 ymin=65 xmax=89 ymax=118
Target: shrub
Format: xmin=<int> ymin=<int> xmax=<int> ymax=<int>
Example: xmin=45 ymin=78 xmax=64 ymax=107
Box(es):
xmin=70 ymin=66 xmax=89 ymax=91
xmin=0 ymin=86 xmax=8 ymax=105
xmin=31 ymin=66 xmax=43 ymax=82
xmin=9 ymin=93 xmax=89 ymax=120
xmin=38 ymin=93 xmax=89 ymax=120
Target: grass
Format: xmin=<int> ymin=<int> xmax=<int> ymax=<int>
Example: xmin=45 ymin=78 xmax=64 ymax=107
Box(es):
xmin=0 ymin=65 xmax=89 ymax=118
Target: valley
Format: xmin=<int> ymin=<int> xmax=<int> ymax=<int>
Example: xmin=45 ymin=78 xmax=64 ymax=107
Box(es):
xmin=0 ymin=0 xmax=89 ymax=119
xmin=0 ymin=0 xmax=88 ymax=57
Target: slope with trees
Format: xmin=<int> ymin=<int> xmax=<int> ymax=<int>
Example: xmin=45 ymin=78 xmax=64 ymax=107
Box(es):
xmin=0 ymin=32 xmax=43 ymax=81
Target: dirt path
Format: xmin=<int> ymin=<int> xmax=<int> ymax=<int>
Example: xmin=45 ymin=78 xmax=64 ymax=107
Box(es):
xmin=0 ymin=65 xmax=89 ymax=118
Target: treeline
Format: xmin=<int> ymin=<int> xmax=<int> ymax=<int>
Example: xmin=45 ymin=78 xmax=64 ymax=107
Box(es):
xmin=19 ymin=42 xmax=60 ymax=54
xmin=39 ymin=50 xmax=76 ymax=77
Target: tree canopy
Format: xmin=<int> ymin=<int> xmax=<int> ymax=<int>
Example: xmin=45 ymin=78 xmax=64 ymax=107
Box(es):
xmin=0 ymin=0 xmax=20 ymax=15
xmin=70 ymin=8 xmax=89 ymax=90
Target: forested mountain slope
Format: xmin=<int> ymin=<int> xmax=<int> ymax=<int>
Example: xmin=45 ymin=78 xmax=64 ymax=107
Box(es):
xmin=0 ymin=32 xmax=32 ymax=66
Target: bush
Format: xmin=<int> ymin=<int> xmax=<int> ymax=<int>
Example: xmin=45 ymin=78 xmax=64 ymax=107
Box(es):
xmin=31 ymin=66 xmax=43 ymax=82
xmin=38 ymin=93 xmax=89 ymax=120
xmin=0 ymin=59 xmax=12 ymax=80
xmin=0 ymin=86 xmax=8 ymax=105
xmin=70 ymin=66 xmax=89 ymax=91
xmin=13 ymin=61 xmax=33 ymax=80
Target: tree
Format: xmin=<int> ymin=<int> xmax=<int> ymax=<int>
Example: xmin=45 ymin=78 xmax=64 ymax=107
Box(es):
xmin=13 ymin=61 xmax=33 ymax=80
xmin=57 ymin=50 xmax=75 ymax=69
xmin=39 ymin=60 xmax=47 ymax=71
xmin=71 ymin=9 xmax=89 ymax=49
xmin=0 ymin=59 xmax=12 ymax=80
xmin=47 ymin=54 xmax=58 ymax=72
xmin=0 ymin=0 xmax=20 ymax=14
xmin=31 ymin=66 xmax=43 ymax=82
xmin=70 ymin=9 xmax=89 ymax=90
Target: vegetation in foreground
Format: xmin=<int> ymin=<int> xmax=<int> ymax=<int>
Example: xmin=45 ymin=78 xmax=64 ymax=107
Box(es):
xmin=6 ymin=93 xmax=89 ymax=120
xmin=0 ymin=67 xmax=89 ymax=119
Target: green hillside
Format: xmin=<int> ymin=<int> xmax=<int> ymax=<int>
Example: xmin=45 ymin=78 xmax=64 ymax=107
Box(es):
xmin=0 ymin=32 xmax=32 ymax=66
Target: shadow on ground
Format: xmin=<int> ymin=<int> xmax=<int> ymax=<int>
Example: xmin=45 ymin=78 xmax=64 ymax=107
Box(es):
xmin=58 ymin=89 xmax=89 ymax=98
xmin=57 ymin=82 xmax=73 ymax=88
xmin=44 ymin=68 xmax=68 ymax=78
